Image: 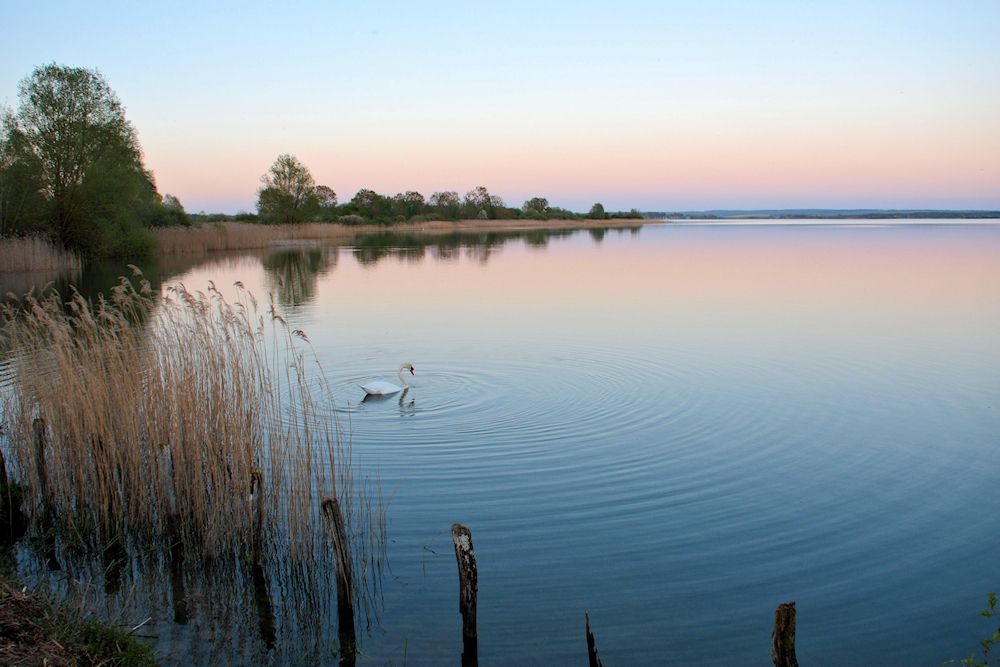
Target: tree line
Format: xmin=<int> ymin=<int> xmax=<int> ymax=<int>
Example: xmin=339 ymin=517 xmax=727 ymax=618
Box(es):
xmin=0 ymin=63 xmax=642 ymax=260
xmin=250 ymin=153 xmax=642 ymax=226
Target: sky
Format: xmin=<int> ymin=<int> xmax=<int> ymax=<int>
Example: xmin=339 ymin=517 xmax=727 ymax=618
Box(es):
xmin=2 ymin=1 xmax=998 ymax=214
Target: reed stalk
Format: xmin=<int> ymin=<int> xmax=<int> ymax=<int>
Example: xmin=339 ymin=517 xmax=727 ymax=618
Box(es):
xmin=0 ymin=269 xmax=380 ymax=585
xmin=0 ymin=236 xmax=82 ymax=273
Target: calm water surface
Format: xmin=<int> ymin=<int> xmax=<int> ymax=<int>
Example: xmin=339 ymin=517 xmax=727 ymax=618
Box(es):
xmin=14 ymin=222 xmax=1000 ymax=665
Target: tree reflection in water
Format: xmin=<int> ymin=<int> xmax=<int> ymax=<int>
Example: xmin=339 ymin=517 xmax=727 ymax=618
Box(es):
xmin=262 ymin=247 xmax=337 ymax=307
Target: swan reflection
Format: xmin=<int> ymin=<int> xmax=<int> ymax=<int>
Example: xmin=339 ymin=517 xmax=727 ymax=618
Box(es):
xmin=360 ymin=387 xmax=417 ymax=417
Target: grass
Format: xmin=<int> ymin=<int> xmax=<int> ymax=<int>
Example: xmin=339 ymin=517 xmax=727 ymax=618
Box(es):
xmin=0 ymin=236 xmax=82 ymax=273
xmin=0 ymin=576 xmax=159 ymax=666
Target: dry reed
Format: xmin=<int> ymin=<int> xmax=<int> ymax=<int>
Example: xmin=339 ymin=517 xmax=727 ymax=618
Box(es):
xmin=153 ymin=222 xmax=363 ymax=255
xmin=0 ymin=269 xmax=380 ymax=577
xmin=0 ymin=236 xmax=82 ymax=273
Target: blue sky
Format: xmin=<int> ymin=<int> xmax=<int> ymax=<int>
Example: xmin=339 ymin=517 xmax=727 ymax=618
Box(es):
xmin=2 ymin=1 xmax=998 ymax=213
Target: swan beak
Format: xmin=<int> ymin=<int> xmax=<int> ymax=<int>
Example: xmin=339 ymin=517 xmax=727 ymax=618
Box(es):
xmin=410 ymin=368 xmax=415 ymax=374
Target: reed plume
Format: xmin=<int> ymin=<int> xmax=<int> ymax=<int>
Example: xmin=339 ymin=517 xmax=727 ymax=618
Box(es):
xmin=0 ymin=269 xmax=376 ymax=576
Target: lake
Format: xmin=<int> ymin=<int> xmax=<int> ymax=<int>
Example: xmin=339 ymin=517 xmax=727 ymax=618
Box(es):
xmin=6 ymin=221 xmax=1000 ymax=666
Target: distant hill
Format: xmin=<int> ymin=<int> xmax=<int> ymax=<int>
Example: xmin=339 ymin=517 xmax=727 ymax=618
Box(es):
xmin=642 ymin=209 xmax=1000 ymax=220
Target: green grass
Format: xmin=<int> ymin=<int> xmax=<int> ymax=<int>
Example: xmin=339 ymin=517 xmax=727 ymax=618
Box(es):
xmin=0 ymin=575 xmax=159 ymax=666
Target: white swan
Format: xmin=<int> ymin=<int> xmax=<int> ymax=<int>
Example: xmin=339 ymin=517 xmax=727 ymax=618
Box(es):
xmin=361 ymin=363 xmax=414 ymax=396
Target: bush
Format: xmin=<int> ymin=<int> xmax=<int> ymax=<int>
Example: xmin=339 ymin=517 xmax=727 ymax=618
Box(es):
xmin=338 ymin=214 xmax=366 ymax=225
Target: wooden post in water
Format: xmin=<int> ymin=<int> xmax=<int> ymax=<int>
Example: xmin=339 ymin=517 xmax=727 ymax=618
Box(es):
xmin=32 ymin=418 xmax=48 ymax=507
xmin=158 ymin=443 xmax=178 ymax=537
xmin=772 ymin=601 xmax=799 ymax=667
xmin=585 ymin=613 xmax=604 ymax=667
xmin=451 ymin=523 xmax=478 ymax=667
xmin=322 ymin=498 xmax=356 ymax=665
xmin=250 ymin=471 xmax=264 ymax=566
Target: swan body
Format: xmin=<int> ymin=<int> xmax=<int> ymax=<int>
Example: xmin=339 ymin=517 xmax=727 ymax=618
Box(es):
xmin=361 ymin=363 xmax=414 ymax=395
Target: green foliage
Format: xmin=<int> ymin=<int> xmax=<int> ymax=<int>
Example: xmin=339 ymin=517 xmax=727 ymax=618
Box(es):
xmin=0 ymin=575 xmax=159 ymax=666
xmin=74 ymin=619 xmax=159 ymax=666
xmin=429 ymin=190 xmax=461 ymax=220
xmin=143 ymin=193 xmax=192 ymax=227
xmin=588 ymin=202 xmax=607 ymax=220
xmin=392 ymin=190 xmax=426 ymax=219
xmin=256 ymin=154 xmax=322 ymax=224
xmin=0 ymin=105 xmax=46 ymax=237
xmin=16 ymin=65 xmax=154 ymax=255
xmin=0 ymin=64 xmax=186 ymax=258
xmin=463 ymin=186 xmax=504 ymax=219
xmin=523 ymin=197 xmax=549 ymax=215
xmin=943 ymin=593 xmax=1000 ymax=667
xmin=608 ymin=207 xmax=644 ymax=219
xmin=349 ymin=188 xmax=392 ymax=220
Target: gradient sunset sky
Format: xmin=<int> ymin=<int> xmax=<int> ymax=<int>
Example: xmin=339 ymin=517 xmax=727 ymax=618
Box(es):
xmin=2 ymin=1 xmax=998 ymax=213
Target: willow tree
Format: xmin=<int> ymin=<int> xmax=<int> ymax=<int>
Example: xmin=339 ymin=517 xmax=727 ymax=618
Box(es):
xmin=10 ymin=63 xmax=157 ymax=256
xmin=256 ymin=154 xmax=321 ymax=224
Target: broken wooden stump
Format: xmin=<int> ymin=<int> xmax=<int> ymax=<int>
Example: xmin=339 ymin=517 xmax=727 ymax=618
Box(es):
xmin=452 ymin=523 xmax=478 ymax=667
xmin=322 ymin=497 xmax=356 ymax=665
xmin=250 ymin=471 xmax=265 ymax=566
xmin=585 ymin=612 xmax=604 ymax=667
xmin=772 ymin=601 xmax=799 ymax=667
xmin=32 ymin=418 xmax=48 ymax=507
xmin=169 ymin=538 xmax=188 ymax=625
xmin=158 ymin=443 xmax=179 ymax=538
xmin=252 ymin=562 xmax=277 ymax=650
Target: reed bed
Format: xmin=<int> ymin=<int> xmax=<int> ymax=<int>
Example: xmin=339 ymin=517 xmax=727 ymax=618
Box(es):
xmin=0 ymin=269 xmax=383 ymax=589
xmin=153 ymin=222 xmax=363 ymax=255
xmin=0 ymin=236 xmax=82 ymax=273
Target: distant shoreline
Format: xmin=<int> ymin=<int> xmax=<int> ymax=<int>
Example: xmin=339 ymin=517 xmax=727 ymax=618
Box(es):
xmin=642 ymin=210 xmax=1000 ymax=220
xmin=150 ymin=216 xmax=1000 ymax=256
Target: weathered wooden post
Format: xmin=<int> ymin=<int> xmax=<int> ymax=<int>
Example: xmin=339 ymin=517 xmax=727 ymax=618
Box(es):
xmin=322 ymin=497 xmax=356 ymax=665
xmin=0 ymin=447 xmax=8 ymax=487
xmin=32 ymin=418 xmax=48 ymax=506
xmin=451 ymin=523 xmax=478 ymax=667
xmin=158 ymin=443 xmax=178 ymax=537
xmin=252 ymin=561 xmax=276 ymax=649
xmin=169 ymin=538 xmax=188 ymax=625
xmin=32 ymin=418 xmax=59 ymax=570
xmin=585 ymin=613 xmax=604 ymax=667
xmin=250 ymin=471 xmax=265 ymax=566
xmin=772 ymin=601 xmax=799 ymax=667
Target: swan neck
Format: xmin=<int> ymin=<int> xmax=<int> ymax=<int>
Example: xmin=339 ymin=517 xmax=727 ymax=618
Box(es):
xmin=397 ymin=365 xmax=409 ymax=388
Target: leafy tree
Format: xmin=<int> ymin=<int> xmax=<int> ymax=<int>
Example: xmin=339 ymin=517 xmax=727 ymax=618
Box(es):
xmin=315 ymin=185 xmax=337 ymax=209
xmin=429 ymin=191 xmax=460 ymax=220
xmin=392 ymin=191 xmax=425 ymax=219
xmin=523 ymin=197 xmax=549 ymax=214
xmin=588 ymin=203 xmax=607 ymax=220
xmin=256 ymin=154 xmax=318 ymax=224
xmin=0 ymin=104 xmax=45 ymax=237
xmin=7 ymin=64 xmax=159 ymax=256
xmin=142 ymin=192 xmax=192 ymax=227
xmin=349 ymin=188 xmax=392 ymax=220
xmin=314 ymin=185 xmax=338 ymax=221
xmin=463 ymin=186 xmax=504 ymax=219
